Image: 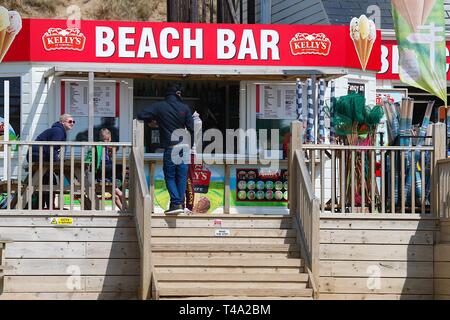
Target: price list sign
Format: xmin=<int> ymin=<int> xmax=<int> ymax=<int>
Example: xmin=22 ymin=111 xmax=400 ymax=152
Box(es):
xmin=66 ymin=81 xmax=116 ymax=117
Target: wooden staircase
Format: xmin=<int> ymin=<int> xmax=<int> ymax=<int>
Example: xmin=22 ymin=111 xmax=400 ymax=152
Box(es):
xmin=150 ymin=214 xmax=314 ymax=300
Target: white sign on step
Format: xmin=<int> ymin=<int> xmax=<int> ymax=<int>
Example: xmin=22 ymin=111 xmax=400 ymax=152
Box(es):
xmin=215 ymin=229 xmax=230 ymax=237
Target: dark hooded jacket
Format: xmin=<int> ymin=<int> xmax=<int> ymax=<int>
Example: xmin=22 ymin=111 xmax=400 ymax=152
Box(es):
xmin=137 ymin=87 xmax=194 ymax=148
xmin=29 ymin=122 xmax=67 ymax=162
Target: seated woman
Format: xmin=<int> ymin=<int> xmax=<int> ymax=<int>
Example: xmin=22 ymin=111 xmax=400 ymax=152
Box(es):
xmin=85 ymin=128 xmax=124 ymax=210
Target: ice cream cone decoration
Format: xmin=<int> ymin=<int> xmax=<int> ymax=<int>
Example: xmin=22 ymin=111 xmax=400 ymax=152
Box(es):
xmin=0 ymin=11 xmax=22 ymax=62
xmin=350 ymin=15 xmax=376 ymax=71
xmin=0 ymin=8 xmax=21 ymax=63
xmin=0 ymin=6 xmax=10 ymax=59
xmin=392 ymin=0 xmax=436 ymax=32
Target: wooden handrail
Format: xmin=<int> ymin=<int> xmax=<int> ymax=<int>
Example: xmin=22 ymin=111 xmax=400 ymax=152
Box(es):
xmin=131 ymin=120 xmax=155 ymax=300
xmin=436 ymin=158 xmax=450 ymax=219
xmin=302 ymin=145 xmax=434 ymax=151
xmin=289 ymin=121 xmax=320 ymax=299
xmin=292 ymin=149 xmax=320 ymax=299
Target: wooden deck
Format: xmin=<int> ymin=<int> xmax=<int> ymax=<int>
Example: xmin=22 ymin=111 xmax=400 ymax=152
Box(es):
xmin=435 ymin=219 xmax=450 ymax=300
xmin=318 ymin=213 xmax=437 ymax=300
xmin=0 ymin=211 xmax=139 ymax=300
xmin=1 ymin=211 xmax=449 ymax=300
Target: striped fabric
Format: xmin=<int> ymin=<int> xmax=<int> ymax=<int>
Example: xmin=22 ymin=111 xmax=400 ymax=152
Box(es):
xmin=412 ymin=101 xmax=435 ymax=204
xmin=296 ymin=78 xmax=304 ymax=143
xmin=306 ymin=78 xmax=314 ymax=143
xmin=402 ymin=99 xmax=414 ymax=204
xmin=446 ymin=106 xmax=449 ymax=156
xmin=318 ymin=79 xmax=325 ymax=144
xmin=330 ymin=80 xmax=335 ymax=144
xmin=296 ymin=78 xmax=303 ymax=122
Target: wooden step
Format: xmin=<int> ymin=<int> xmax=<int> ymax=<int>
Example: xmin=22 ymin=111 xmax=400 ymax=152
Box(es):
xmin=153 ymin=251 xmax=300 ymax=259
xmin=151 ymin=216 xmax=293 ymax=229
xmin=152 ymin=237 xmax=297 ymax=244
xmin=157 ymin=285 xmax=313 ymax=297
xmin=160 ymin=296 xmax=313 ymax=300
xmin=155 ymin=272 xmax=309 ymax=282
xmin=151 ymin=228 xmax=297 ymax=238
xmin=156 ymin=266 xmax=305 ymax=274
xmin=154 ymin=257 xmax=303 ymax=267
xmin=151 ymin=244 xmax=299 ymax=252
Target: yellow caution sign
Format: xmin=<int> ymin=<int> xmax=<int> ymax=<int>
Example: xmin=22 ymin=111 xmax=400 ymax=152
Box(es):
xmin=49 ymin=217 xmax=73 ymax=225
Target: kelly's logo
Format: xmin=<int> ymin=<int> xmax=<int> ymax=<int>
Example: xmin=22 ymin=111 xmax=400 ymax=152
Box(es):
xmin=290 ymin=33 xmax=331 ymax=56
xmin=42 ymin=28 xmax=86 ymax=51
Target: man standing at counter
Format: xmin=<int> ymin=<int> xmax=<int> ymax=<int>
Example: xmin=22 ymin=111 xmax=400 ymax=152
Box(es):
xmin=138 ymin=84 xmax=194 ymax=215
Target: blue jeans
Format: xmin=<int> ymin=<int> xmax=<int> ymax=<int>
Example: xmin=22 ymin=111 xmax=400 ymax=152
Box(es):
xmin=163 ymin=147 xmax=188 ymax=207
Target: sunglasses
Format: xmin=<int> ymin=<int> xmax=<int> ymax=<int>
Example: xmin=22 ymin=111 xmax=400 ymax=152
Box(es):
xmin=67 ymin=120 xmax=75 ymax=124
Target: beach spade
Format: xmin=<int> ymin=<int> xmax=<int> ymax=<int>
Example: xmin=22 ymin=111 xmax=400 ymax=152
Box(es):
xmin=392 ymin=0 xmax=436 ymax=32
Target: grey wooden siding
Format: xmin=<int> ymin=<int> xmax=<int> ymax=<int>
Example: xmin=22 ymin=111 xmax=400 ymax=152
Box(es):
xmin=271 ymin=0 xmax=328 ymax=24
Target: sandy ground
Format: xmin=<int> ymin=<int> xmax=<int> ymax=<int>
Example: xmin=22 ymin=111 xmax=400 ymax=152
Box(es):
xmin=2 ymin=0 xmax=167 ymax=21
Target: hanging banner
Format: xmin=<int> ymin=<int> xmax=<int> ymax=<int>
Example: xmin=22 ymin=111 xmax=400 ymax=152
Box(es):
xmin=377 ymin=40 xmax=450 ymax=80
xmin=392 ymin=0 xmax=447 ymax=105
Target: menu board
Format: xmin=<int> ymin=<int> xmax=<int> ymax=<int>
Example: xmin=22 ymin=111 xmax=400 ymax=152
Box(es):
xmin=65 ymin=81 xmax=116 ymax=117
xmin=236 ymin=168 xmax=288 ymax=202
xmin=257 ymin=85 xmax=297 ymax=120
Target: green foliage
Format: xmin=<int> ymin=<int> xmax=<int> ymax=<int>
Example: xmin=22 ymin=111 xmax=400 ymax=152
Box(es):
xmin=333 ymin=93 xmax=384 ymax=136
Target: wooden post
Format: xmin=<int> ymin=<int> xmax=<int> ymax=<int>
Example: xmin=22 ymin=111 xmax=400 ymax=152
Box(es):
xmin=88 ymin=72 xmax=94 ymax=142
xmin=210 ymin=0 xmax=214 ymax=23
xmin=289 ymin=121 xmax=302 ymax=214
xmin=432 ymin=123 xmax=446 ymax=218
xmin=247 ymin=0 xmax=255 ymax=23
xmin=0 ymin=241 xmax=5 ymax=292
xmin=133 ymin=119 xmax=145 ymax=161
xmin=224 ymin=164 xmax=230 ymax=214
xmin=191 ymin=0 xmax=199 ymax=22
xmin=142 ymin=194 xmax=152 ymax=299
xmin=149 ymin=162 xmax=155 ymax=214
xmin=260 ymin=0 xmax=271 ymax=24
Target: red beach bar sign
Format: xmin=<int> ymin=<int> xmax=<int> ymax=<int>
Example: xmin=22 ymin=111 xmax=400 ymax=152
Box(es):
xmin=3 ymin=19 xmax=381 ymax=71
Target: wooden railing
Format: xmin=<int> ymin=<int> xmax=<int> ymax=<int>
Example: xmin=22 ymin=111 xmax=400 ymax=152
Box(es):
xmin=289 ymin=121 xmax=320 ymax=299
xmin=436 ymin=158 xmax=450 ymax=219
xmin=0 ymin=141 xmax=131 ymax=212
xmin=300 ymin=123 xmax=447 ymax=215
xmin=130 ymin=120 xmax=154 ymax=300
